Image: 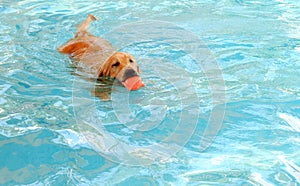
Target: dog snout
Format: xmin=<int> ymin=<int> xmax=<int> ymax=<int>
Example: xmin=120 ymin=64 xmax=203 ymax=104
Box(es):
xmin=124 ymin=69 xmax=138 ymax=80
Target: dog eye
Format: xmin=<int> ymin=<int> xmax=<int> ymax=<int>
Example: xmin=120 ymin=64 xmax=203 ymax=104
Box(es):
xmin=112 ymin=61 xmax=120 ymax=67
xmin=129 ymin=59 xmax=134 ymax=63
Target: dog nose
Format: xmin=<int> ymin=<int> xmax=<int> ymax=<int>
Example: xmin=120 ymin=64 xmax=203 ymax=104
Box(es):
xmin=124 ymin=69 xmax=137 ymax=79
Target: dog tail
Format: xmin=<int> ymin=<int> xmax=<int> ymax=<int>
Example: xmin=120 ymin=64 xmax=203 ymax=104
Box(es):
xmin=75 ymin=14 xmax=97 ymax=37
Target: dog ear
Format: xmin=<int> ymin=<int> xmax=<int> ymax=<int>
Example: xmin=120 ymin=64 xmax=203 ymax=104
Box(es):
xmin=98 ymin=70 xmax=104 ymax=77
xmin=98 ymin=61 xmax=111 ymax=77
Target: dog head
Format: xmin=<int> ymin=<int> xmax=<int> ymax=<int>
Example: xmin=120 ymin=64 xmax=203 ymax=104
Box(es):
xmin=98 ymin=52 xmax=144 ymax=90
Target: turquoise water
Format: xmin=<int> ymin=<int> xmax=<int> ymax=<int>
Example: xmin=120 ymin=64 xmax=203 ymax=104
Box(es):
xmin=1 ymin=0 xmax=300 ymax=185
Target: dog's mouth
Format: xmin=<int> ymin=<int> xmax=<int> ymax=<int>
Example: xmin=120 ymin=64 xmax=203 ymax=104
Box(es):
xmin=122 ymin=76 xmax=144 ymax=91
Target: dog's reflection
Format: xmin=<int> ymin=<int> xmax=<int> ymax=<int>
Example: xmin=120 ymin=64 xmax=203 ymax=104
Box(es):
xmin=92 ymin=77 xmax=118 ymax=101
xmin=70 ymin=69 xmax=116 ymax=101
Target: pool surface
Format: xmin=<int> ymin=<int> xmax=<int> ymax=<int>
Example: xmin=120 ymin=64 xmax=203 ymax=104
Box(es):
xmin=1 ymin=0 xmax=300 ymax=185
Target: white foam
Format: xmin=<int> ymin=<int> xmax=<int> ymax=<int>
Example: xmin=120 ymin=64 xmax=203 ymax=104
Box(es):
xmin=278 ymin=156 xmax=300 ymax=183
xmin=250 ymin=172 xmax=274 ymax=186
xmin=53 ymin=129 xmax=89 ymax=149
xmin=279 ymin=113 xmax=300 ymax=132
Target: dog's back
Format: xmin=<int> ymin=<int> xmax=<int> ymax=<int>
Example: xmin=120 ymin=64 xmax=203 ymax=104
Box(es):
xmin=58 ymin=14 xmax=115 ymax=75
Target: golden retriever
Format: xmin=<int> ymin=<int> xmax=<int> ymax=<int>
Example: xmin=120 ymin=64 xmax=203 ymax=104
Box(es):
xmin=58 ymin=14 xmax=144 ymax=91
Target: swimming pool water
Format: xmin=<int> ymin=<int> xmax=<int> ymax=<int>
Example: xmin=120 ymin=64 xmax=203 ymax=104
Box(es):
xmin=1 ymin=0 xmax=300 ymax=185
